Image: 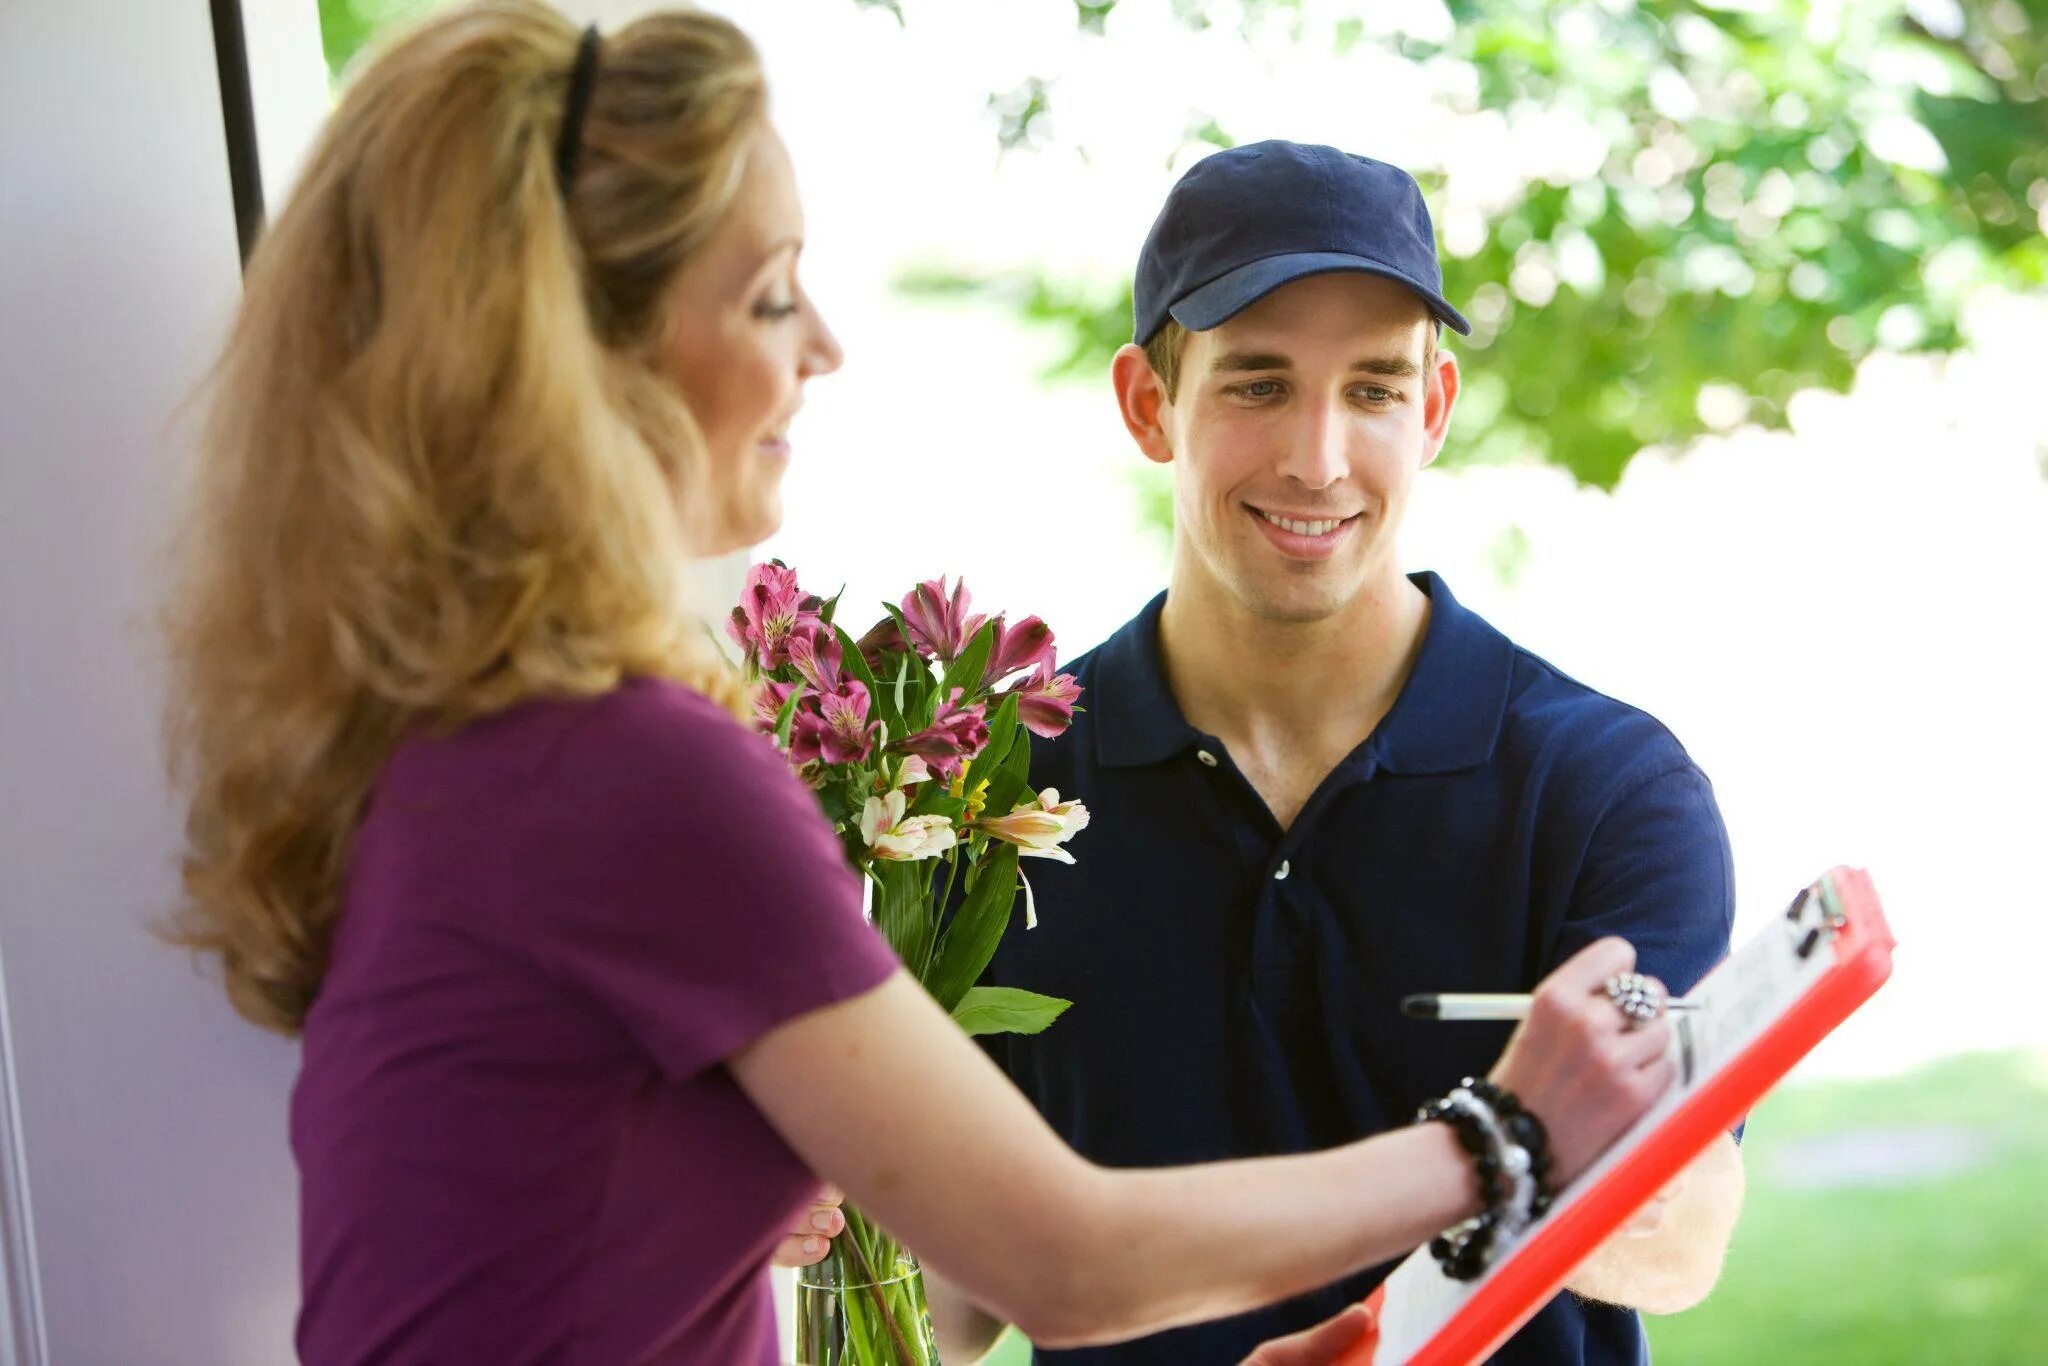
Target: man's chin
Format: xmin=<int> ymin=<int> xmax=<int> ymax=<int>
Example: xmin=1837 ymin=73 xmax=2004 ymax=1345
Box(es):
xmin=1226 ymin=572 xmax=1362 ymax=627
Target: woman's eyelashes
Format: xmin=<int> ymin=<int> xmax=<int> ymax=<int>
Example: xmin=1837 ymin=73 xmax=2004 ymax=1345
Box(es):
xmin=753 ymin=297 xmax=800 ymax=321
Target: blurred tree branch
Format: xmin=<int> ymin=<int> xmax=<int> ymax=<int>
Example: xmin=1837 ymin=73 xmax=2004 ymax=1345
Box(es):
xmin=897 ymin=0 xmax=2048 ymax=489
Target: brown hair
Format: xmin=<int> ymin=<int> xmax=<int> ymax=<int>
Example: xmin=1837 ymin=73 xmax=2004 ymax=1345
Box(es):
xmin=162 ymin=1 xmax=765 ymax=1035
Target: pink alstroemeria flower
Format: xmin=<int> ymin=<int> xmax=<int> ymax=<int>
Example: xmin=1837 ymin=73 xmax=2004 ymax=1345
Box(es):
xmin=1008 ymin=669 xmax=1084 ymax=739
xmin=752 ymin=678 xmax=804 ymax=735
xmin=853 ymin=615 xmax=909 ymax=672
xmin=785 ymin=618 xmax=845 ymax=694
xmin=897 ymin=691 xmax=990 ymax=782
xmin=979 ymin=615 xmax=1057 ymax=691
xmin=789 ymin=681 xmax=878 ymax=767
xmin=899 ymin=577 xmax=987 ymax=664
xmin=728 ymin=561 xmax=822 ymax=670
xmin=859 ymin=790 xmax=957 ymax=862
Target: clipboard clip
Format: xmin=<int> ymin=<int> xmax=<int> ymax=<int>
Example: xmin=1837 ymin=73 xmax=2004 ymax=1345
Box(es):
xmin=1785 ymin=877 xmax=1849 ymax=959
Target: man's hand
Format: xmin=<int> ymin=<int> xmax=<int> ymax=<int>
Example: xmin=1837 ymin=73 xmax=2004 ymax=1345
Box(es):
xmin=1621 ymin=1172 xmax=1686 ymax=1238
xmin=1240 ymin=1305 xmax=1377 ymax=1366
xmin=1566 ymin=1133 xmax=1744 ymax=1313
xmin=770 ymin=1184 xmax=846 ymax=1268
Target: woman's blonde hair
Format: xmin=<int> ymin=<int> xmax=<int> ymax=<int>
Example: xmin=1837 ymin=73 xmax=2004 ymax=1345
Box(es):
xmin=163 ymin=0 xmax=764 ymax=1035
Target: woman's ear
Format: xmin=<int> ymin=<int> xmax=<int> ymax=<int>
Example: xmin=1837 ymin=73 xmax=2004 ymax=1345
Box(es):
xmin=1111 ymin=344 xmax=1176 ymax=466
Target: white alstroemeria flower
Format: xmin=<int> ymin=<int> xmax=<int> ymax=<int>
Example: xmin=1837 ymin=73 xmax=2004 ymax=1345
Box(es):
xmin=860 ymin=790 xmax=957 ymax=861
xmin=973 ymin=787 xmax=1091 ymax=865
xmin=893 ymin=755 xmax=933 ymax=790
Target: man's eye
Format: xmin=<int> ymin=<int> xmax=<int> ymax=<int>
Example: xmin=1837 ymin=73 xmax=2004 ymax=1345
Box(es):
xmin=1235 ymin=380 xmax=1283 ymax=399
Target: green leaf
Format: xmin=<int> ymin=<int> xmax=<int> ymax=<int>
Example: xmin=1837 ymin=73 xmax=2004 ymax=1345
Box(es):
xmin=950 ymin=985 xmax=1073 ymax=1037
xmin=772 ymin=684 xmax=804 ymax=749
xmin=963 ymin=693 xmax=1022 ymax=798
xmin=893 ymin=650 xmax=914 ymax=722
xmin=870 ymin=859 xmax=940 ymax=968
xmin=980 ymin=715 xmax=1037 ymax=819
xmin=924 ymin=842 xmax=1020 ymax=1010
xmin=833 ymin=624 xmax=894 ymax=735
xmin=938 ymin=619 xmax=997 ymax=708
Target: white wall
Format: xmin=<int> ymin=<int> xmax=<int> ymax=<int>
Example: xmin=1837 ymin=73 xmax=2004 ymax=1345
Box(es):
xmin=0 ymin=2 xmax=311 ymax=1361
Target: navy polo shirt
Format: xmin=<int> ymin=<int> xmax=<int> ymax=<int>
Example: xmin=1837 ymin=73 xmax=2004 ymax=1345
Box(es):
xmin=983 ymin=572 xmax=1734 ymax=1365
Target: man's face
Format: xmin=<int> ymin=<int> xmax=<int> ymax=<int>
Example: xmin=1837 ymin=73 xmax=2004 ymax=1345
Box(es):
xmin=1156 ymin=272 xmax=1457 ymax=625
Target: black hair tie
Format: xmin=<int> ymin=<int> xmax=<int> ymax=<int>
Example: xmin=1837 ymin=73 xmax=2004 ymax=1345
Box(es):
xmin=554 ymin=25 xmax=601 ymax=195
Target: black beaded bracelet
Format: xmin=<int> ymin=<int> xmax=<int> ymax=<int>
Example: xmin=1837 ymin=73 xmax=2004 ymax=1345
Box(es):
xmin=1461 ymin=1078 xmax=1555 ymax=1215
xmin=1417 ymin=1079 xmax=1555 ymax=1280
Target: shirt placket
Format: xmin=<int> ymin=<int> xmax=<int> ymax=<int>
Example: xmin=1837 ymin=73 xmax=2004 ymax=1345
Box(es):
xmin=1187 ymin=738 xmax=1378 ymax=975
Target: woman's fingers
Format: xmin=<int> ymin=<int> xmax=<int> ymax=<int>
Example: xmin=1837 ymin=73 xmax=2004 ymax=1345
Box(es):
xmin=768 ymin=1186 xmax=847 ymax=1267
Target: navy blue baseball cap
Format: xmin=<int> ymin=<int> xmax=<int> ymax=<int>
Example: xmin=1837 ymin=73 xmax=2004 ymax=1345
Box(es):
xmin=1133 ymin=140 xmax=1471 ymax=345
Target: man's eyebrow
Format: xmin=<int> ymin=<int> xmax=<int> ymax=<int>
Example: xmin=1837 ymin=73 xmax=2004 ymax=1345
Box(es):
xmin=1207 ymin=351 xmax=1423 ymax=378
xmin=1209 ymin=350 xmax=1292 ymax=373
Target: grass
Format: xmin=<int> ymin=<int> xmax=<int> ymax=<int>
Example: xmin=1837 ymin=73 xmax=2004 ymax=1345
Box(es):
xmin=978 ymin=1050 xmax=2048 ymax=1364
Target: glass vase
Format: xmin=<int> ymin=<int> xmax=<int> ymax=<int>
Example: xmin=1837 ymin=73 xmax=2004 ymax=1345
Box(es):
xmin=791 ymin=1204 xmax=941 ymax=1365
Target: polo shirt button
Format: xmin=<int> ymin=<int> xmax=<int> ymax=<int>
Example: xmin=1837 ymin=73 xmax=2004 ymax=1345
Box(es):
xmin=1275 ymin=860 xmax=1291 ymax=881
xmin=1196 ymin=749 xmax=1219 ymax=767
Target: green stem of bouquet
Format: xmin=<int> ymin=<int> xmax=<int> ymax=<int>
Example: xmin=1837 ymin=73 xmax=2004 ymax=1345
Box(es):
xmin=928 ymin=850 xmax=964 ymax=981
xmin=797 ymin=1204 xmax=937 ymax=1364
xmin=836 ymin=1211 xmax=919 ymax=1364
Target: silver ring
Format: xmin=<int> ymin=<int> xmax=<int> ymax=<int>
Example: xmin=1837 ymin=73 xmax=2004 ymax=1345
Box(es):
xmin=1603 ymin=972 xmax=1667 ymax=1031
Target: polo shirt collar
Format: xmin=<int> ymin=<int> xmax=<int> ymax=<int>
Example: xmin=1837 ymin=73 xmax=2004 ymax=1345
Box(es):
xmin=1092 ymin=591 xmax=1200 ymax=768
xmin=1091 ymin=572 xmax=1514 ymax=775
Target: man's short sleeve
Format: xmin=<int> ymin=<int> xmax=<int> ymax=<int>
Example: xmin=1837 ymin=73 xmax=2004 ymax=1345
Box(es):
xmin=1551 ymin=758 xmax=1745 ymax=1140
xmin=508 ymin=681 xmax=900 ymax=1081
xmin=1551 ymin=760 xmax=1734 ymax=997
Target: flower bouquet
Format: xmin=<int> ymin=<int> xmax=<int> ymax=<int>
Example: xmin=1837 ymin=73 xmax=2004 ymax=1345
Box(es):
xmin=727 ymin=562 xmax=1089 ymax=1366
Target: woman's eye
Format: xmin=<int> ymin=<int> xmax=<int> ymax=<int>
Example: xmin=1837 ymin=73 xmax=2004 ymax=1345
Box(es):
xmin=753 ymin=299 xmax=800 ymax=321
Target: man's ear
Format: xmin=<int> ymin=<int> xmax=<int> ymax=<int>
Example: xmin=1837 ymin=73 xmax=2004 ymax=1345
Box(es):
xmin=1420 ymin=346 xmax=1460 ymax=471
xmin=1111 ymin=344 xmax=1176 ymax=466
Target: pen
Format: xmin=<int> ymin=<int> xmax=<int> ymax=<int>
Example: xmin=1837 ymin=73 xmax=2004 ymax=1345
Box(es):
xmin=1401 ymin=993 xmax=1702 ymax=1021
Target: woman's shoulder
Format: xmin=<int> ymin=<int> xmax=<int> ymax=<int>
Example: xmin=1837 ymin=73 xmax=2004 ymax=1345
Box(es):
xmin=538 ymin=675 xmax=791 ymax=799
xmin=379 ymin=675 xmax=782 ymax=813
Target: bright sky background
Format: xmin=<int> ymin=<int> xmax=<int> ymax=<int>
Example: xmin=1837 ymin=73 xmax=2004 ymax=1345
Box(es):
xmin=586 ymin=0 xmax=2048 ymax=1080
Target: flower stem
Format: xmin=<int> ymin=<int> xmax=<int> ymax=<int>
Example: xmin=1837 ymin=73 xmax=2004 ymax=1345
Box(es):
xmin=835 ymin=1213 xmax=919 ymax=1363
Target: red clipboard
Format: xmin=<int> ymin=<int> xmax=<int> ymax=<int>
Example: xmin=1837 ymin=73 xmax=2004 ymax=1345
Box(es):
xmin=1340 ymin=866 xmax=1895 ymax=1366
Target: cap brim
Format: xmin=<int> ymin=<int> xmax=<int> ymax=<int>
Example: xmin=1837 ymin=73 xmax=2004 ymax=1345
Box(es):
xmin=1169 ymin=251 xmax=1472 ymax=337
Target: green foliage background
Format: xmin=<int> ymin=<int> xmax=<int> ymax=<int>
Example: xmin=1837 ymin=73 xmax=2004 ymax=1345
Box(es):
xmin=905 ymin=0 xmax=2048 ymax=491
xmin=320 ymin=0 xmax=2048 ymax=492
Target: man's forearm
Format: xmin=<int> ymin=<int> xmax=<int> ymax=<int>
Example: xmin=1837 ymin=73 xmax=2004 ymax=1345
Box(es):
xmin=923 ymin=1264 xmax=1009 ymax=1362
xmin=1564 ymin=1133 xmax=1746 ymax=1314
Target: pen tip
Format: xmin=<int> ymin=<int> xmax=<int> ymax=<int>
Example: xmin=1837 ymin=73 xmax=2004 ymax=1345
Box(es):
xmin=1400 ymin=995 xmax=1439 ymax=1020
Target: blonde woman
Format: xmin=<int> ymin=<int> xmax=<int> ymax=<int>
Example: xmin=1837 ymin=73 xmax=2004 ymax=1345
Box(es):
xmin=163 ymin=4 xmax=1679 ymax=1363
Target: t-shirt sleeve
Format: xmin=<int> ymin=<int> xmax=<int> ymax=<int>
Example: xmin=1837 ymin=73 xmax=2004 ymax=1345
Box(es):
xmin=511 ymin=684 xmax=901 ymax=1081
xmin=1550 ymin=758 xmax=1745 ymax=1140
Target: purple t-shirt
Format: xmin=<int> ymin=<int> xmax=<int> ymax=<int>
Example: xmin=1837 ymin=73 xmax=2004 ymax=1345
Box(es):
xmin=292 ymin=677 xmax=899 ymax=1364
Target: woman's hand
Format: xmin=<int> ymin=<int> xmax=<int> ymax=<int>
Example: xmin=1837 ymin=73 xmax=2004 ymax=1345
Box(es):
xmin=769 ymin=1184 xmax=846 ymax=1268
xmin=1488 ymin=937 xmax=1677 ymax=1189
